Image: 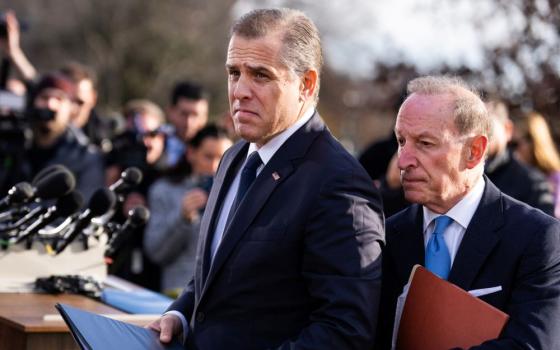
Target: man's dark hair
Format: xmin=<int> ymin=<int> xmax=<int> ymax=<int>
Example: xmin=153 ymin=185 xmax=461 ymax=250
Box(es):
xmin=33 ymin=72 xmax=77 ymax=101
xmin=171 ymin=81 xmax=209 ymax=106
xmin=59 ymin=61 xmax=98 ymax=90
xmin=189 ymin=124 xmax=230 ymax=149
xmin=231 ymin=8 xmax=323 ymax=102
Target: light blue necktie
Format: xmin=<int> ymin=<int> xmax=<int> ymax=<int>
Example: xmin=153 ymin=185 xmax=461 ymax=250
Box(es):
xmin=425 ymin=215 xmax=453 ymax=280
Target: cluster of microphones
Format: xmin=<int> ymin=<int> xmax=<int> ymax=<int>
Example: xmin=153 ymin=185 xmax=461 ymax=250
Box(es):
xmin=0 ymin=165 xmax=150 ymax=264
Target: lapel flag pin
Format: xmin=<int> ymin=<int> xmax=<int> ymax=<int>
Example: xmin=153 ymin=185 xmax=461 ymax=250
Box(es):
xmin=272 ymin=172 xmax=280 ymax=181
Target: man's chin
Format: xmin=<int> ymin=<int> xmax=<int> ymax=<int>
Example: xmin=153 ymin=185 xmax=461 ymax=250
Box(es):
xmin=402 ymin=190 xmax=426 ymax=205
xmin=237 ymin=129 xmax=263 ymax=144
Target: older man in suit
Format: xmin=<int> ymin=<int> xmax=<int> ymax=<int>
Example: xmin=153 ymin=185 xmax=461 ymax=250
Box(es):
xmin=149 ymin=8 xmax=384 ymax=350
xmin=374 ymin=76 xmax=560 ymax=349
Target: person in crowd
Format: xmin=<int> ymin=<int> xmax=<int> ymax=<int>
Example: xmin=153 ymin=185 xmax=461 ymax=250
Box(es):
xmin=106 ymin=99 xmax=168 ymax=291
xmin=515 ymin=111 xmax=560 ymax=218
xmin=106 ymin=99 xmax=168 ymax=192
xmin=484 ymin=99 xmax=554 ymax=215
xmin=1 ymin=72 xmax=104 ymax=202
xmin=360 ymin=134 xmax=410 ymax=217
xmin=144 ymin=125 xmax=232 ymax=297
xmin=375 ymin=75 xmax=560 ymax=349
xmin=59 ymin=61 xmax=118 ymax=153
xmin=359 ymin=95 xmax=410 ymax=217
xmin=359 ymin=132 xmax=398 ymax=181
xmin=149 ymin=8 xmax=384 ymax=350
xmin=164 ymin=81 xmax=209 ymax=169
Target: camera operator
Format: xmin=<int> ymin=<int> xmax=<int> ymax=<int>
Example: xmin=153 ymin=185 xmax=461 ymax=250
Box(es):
xmin=144 ymin=125 xmax=232 ymax=297
xmin=0 ymin=73 xmax=104 ymax=203
xmin=59 ymin=62 xmax=120 ymax=154
xmin=106 ymin=98 xmax=168 ymax=291
xmin=106 ymin=99 xmax=168 ymax=201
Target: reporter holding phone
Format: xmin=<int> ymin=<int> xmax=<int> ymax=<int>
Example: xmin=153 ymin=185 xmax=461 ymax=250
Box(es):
xmin=144 ymin=125 xmax=232 ymax=297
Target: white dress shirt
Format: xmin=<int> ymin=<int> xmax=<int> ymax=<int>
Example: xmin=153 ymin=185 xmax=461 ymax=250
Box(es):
xmin=422 ymin=176 xmax=485 ymax=265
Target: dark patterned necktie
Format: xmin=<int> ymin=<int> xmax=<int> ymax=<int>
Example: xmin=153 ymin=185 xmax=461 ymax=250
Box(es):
xmin=230 ymin=151 xmax=262 ymax=213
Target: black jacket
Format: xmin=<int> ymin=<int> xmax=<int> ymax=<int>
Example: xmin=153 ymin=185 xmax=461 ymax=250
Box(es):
xmin=485 ymin=150 xmax=554 ymax=216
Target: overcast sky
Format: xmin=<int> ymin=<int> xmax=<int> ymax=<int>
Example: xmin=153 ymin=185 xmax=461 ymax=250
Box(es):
xmin=233 ymin=0 xmax=555 ymax=86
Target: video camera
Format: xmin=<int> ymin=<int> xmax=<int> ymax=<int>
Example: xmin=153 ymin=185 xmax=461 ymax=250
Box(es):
xmin=107 ymin=121 xmax=171 ymax=171
xmin=0 ymin=89 xmax=57 ymax=160
xmin=107 ymin=130 xmax=149 ymax=171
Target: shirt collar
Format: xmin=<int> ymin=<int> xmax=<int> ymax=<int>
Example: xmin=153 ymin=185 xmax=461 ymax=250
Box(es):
xmin=423 ymin=176 xmax=485 ymax=232
xmin=247 ymin=107 xmax=315 ymax=165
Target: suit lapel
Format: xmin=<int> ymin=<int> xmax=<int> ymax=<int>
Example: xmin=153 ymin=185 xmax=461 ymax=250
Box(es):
xmin=448 ymin=179 xmax=505 ymax=290
xmin=197 ymin=141 xmax=248 ymax=292
xmin=201 ymin=112 xmax=325 ymax=296
xmin=391 ymin=205 xmax=425 ymax=283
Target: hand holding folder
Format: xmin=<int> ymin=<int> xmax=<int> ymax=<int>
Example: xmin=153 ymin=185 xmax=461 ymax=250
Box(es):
xmin=56 ymin=303 xmax=184 ymax=350
xmin=396 ymin=265 xmax=509 ymax=350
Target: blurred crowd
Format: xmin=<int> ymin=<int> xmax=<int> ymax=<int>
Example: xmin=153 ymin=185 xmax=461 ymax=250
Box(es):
xmin=2 ymin=8 xmax=560 ymax=296
xmin=0 ymin=11 xmax=235 ymax=293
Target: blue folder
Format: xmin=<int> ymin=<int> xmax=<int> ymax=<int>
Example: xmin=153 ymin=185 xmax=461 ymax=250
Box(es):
xmin=101 ymin=289 xmax=174 ymax=314
xmin=56 ymin=303 xmax=183 ymax=350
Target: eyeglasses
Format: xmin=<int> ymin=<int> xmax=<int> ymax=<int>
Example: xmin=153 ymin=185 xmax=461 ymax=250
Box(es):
xmin=140 ymin=129 xmax=162 ymax=138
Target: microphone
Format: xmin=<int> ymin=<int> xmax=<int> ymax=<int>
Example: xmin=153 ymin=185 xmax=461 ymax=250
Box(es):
xmin=0 ymin=182 xmax=34 ymax=211
xmin=32 ymin=168 xmax=76 ymax=202
xmin=55 ymin=188 xmax=116 ymax=254
xmin=32 ymin=164 xmax=69 ymax=186
xmin=15 ymin=191 xmax=84 ymax=244
xmin=0 ymin=170 xmax=75 ymax=229
xmin=109 ymin=167 xmax=143 ymax=193
xmin=0 ymin=206 xmax=44 ymax=235
xmin=104 ymin=206 xmax=150 ymax=263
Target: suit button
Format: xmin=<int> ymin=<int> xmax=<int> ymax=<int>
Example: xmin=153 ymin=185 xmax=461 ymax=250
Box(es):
xmin=196 ymin=312 xmax=205 ymax=323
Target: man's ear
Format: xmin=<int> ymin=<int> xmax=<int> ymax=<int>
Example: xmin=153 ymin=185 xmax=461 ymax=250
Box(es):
xmin=466 ymin=135 xmax=488 ymax=169
xmin=300 ymin=69 xmax=318 ymax=101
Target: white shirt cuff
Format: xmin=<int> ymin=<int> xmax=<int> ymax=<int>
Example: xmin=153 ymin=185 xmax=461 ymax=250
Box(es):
xmin=163 ymin=310 xmax=189 ymax=344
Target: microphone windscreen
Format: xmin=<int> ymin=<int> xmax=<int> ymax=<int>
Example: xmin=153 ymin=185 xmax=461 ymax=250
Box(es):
xmin=34 ymin=170 xmax=76 ymax=200
xmin=122 ymin=167 xmax=143 ymax=186
xmin=88 ymin=188 xmax=117 ymax=216
xmin=32 ymin=164 xmax=69 ymax=186
xmin=128 ymin=206 xmax=150 ymax=226
xmin=11 ymin=182 xmax=34 ymax=203
xmin=56 ymin=191 xmax=84 ymax=217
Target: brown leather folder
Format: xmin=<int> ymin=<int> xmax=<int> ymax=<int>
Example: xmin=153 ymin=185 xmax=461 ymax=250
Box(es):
xmin=396 ymin=265 xmax=509 ymax=350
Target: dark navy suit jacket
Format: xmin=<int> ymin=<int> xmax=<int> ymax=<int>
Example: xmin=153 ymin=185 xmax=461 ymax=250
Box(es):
xmin=167 ymin=112 xmax=385 ymax=350
xmin=375 ymin=178 xmax=560 ymax=349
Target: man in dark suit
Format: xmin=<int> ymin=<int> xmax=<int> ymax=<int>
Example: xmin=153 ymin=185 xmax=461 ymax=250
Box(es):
xmin=374 ymin=75 xmax=560 ymax=349
xmin=148 ymin=8 xmax=384 ymax=350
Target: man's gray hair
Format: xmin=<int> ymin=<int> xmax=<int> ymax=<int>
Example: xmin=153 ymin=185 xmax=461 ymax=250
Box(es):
xmin=407 ymin=76 xmax=492 ymax=140
xmin=231 ymin=8 xmax=323 ymax=102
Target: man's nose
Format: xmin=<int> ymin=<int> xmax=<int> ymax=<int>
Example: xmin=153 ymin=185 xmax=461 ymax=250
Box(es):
xmin=233 ymin=75 xmax=252 ymax=100
xmin=143 ymin=137 xmax=151 ymax=148
xmin=397 ymin=144 xmax=417 ymax=170
xmin=46 ymin=97 xmax=60 ymax=111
